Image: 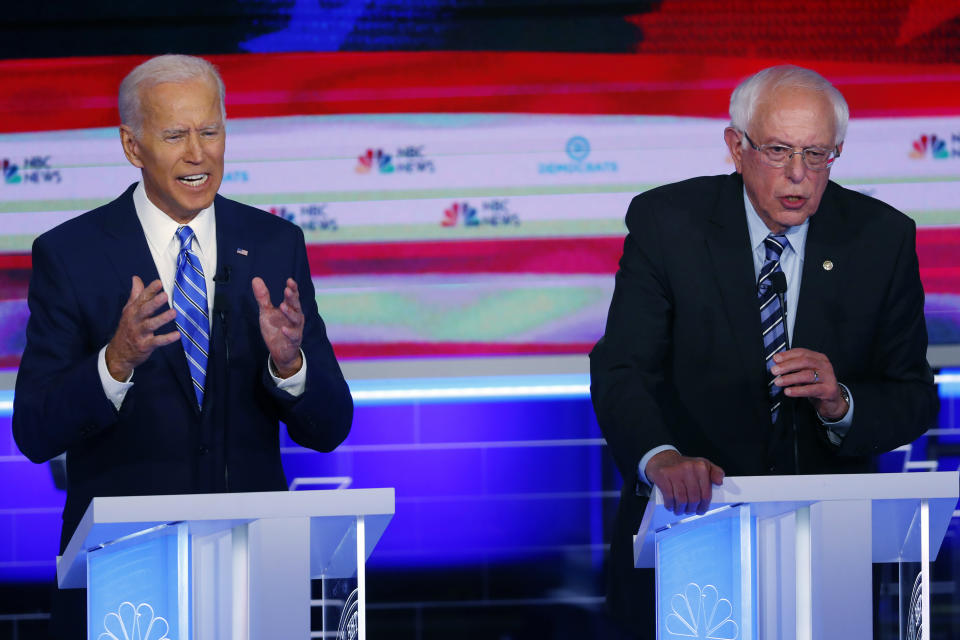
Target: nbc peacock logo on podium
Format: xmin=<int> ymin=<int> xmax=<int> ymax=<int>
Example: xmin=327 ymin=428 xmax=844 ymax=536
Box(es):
xmin=665 ymin=583 xmax=739 ymax=639
xmin=98 ymin=602 xmax=170 ymax=640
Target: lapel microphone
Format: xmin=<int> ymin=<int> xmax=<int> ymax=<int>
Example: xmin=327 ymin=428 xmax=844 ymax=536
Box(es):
xmin=213 ymin=265 xmax=232 ymax=365
xmin=768 ymin=271 xmax=800 ymax=473
xmin=213 ymin=265 xmax=232 ymax=285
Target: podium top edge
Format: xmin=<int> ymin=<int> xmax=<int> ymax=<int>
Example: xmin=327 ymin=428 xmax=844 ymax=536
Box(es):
xmin=656 ymin=471 xmax=959 ymax=508
xmin=85 ymin=488 xmax=396 ymax=525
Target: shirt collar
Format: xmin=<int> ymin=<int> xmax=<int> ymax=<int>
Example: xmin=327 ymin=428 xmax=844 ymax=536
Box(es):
xmin=743 ymin=186 xmax=808 ymax=257
xmin=133 ymin=181 xmax=215 ymax=255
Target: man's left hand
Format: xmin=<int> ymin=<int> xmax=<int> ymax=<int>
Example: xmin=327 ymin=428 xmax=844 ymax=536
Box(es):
xmin=770 ymin=348 xmax=848 ymax=420
xmin=252 ymin=276 xmax=304 ymax=378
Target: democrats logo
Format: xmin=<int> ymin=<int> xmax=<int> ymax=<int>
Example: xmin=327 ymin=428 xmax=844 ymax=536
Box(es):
xmin=2 ymin=155 xmax=61 ymax=185
xmin=566 ymin=135 xmax=591 ymax=161
xmin=270 ymin=204 xmax=338 ymax=231
xmin=356 ymin=145 xmax=435 ymax=174
xmin=909 ymin=134 xmax=960 ymax=160
xmin=442 ymin=199 xmax=519 ymax=227
xmin=539 ymin=136 xmax=618 ymax=175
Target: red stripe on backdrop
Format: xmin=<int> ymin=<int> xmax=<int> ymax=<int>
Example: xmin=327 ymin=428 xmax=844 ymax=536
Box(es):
xmin=0 ymin=255 xmax=32 ymax=269
xmin=1 ymin=53 xmax=959 ymax=134
xmin=918 ymin=226 xmax=960 ymax=294
xmin=1 ymin=225 xmax=959 ymax=292
xmin=305 ymin=237 xmax=625 ymax=276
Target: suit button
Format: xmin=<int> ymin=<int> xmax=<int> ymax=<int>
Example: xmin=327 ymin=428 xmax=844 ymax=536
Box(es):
xmin=198 ymin=446 xmax=209 ymax=455
xmin=768 ymin=465 xmax=776 ymax=473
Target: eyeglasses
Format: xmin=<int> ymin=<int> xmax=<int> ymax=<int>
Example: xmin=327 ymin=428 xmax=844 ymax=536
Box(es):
xmin=741 ymin=131 xmax=839 ymax=171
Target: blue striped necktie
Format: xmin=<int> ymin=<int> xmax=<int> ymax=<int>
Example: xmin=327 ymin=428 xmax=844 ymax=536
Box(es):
xmin=173 ymin=225 xmax=209 ymax=408
xmin=758 ymin=234 xmax=788 ymax=423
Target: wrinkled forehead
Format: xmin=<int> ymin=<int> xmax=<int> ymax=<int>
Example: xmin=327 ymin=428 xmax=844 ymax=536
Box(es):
xmin=750 ymin=86 xmax=837 ymax=143
xmin=139 ymin=74 xmax=222 ymax=112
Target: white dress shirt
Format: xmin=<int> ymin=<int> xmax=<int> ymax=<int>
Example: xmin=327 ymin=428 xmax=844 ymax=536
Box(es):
xmin=97 ymin=182 xmax=306 ymax=409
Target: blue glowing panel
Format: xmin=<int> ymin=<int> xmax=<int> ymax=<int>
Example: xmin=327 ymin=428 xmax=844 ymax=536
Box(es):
xmin=0 ymin=404 xmax=64 ymax=582
xmin=936 ymin=369 xmax=960 ymax=445
xmin=278 ymin=395 xmax=612 ymax=570
xmin=87 ymin=525 xmax=188 ymax=640
xmin=656 ymin=512 xmax=757 ymax=640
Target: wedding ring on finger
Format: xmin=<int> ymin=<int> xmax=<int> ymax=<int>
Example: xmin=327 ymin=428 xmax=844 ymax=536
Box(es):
xmin=812 ymin=370 xmax=820 ymax=384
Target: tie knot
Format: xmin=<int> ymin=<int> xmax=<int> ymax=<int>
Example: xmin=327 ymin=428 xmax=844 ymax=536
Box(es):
xmin=176 ymin=225 xmax=196 ymax=250
xmin=764 ymin=234 xmax=786 ymax=258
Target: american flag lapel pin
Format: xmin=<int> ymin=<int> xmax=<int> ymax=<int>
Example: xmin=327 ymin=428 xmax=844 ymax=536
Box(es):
xmin=236 ymin=248 xmax=248 ymax=256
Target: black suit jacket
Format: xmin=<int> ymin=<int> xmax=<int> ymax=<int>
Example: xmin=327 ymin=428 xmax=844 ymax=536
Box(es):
xmin=589 ymin=173 xmax=938 ymax=634
xmin=13 ymin=183 xmax=353 ymax=549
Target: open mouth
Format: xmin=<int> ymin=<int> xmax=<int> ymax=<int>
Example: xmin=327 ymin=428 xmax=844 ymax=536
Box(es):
xmin=780 ymin=195 xmax=806 ymax=209
xmin=178 ymin=174 xmax=209 ymax=186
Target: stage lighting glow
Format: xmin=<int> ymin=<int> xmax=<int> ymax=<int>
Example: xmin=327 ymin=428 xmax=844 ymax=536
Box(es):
xmin=348 ymin=374 xmax=590 ymax=404
xmin=0 ymin=373 xmax=959 ymax=414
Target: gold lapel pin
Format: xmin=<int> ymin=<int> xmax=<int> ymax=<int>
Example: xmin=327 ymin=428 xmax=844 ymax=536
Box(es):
xmin=823 ymin=260 xmax=834 ymax=271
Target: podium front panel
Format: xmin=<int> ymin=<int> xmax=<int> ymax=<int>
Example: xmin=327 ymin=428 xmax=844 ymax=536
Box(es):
xmin=87 ymin=523 xmax=190 ymax=640
xmin=655 ymin=505 xmax=757 ymax=640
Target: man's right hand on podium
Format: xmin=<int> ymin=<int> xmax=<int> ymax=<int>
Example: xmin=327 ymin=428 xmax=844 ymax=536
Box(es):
xmin=645 ymin=450 xmax=725 ymax=516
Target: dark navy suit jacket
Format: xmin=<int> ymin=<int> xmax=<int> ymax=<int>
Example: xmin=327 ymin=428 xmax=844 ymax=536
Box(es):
xmin=13 ymin=182 xmax=353 ymax=552
xmin=590 ymin=173 xmax=938 ymax=635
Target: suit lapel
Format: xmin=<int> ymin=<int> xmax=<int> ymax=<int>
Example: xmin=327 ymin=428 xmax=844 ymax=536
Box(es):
xmin=212 ymin=196 xmax=258 ymax=376
xmin=703 ymin=174 xmax=770 ymax=428
xmin=793 ymin=182 xmax=848 ymax=352
xmin=98 ymin=184 xmax=198 ymax=413
xmin=213 ymin=196 xmax=253 ymax=320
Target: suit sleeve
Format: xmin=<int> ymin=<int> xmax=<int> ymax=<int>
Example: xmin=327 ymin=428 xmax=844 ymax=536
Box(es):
xmin=261 ymin=226 xmax=353 ymax=452
xmin=590 ymin=195 xmax=677 ymax=488
xmin=13 ymin=236 xmax=120 ymax=463
xmin=838 ymin=218 xmax=938 ymax=455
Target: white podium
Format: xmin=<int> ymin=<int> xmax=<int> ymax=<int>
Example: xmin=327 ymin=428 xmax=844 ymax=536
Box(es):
xmin=635 ymin=472 xmax=959 ymax=640
xmin=58 ymin=488 xmax=395 ymax=640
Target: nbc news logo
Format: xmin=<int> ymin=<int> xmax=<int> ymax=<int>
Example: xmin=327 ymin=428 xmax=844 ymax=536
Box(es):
xmin=2 ymin=159 xmax=21 ymax=184
xmin=909 ymin=134 xmax=960 ymax=160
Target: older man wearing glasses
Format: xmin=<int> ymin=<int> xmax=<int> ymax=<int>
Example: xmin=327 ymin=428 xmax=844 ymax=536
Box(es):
xmin=590 ymin=65 xmax=938 ymax=636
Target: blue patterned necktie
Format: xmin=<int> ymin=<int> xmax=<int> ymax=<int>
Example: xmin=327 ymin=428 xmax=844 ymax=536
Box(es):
xmin=173 ymin=225 xmax=209 ymax=408
xmin=758 ymin=234 xmax=788 ymax=423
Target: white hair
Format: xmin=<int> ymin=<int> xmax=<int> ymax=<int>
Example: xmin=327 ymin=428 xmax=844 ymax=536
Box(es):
xmin=729 ymin=65 xmax=848 ymax=147
xmin=119 ymin=54 xmax=226 ymax=137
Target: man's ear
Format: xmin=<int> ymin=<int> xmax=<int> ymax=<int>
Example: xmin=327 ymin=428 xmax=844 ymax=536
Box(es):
xmin=119 ymin=125 xmax=145 ymax=169
xmin=723 ymin=127 xmax=744 ymax=173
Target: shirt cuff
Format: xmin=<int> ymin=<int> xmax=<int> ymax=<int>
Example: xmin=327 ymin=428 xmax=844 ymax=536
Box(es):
xmin=98 ymin=345 xmax=133 ymax=411
xmin=268 ymin=349 xmax=307 ymax=397
xmin=817 ymin=383 xmax=853 ymax=445
xmin=638 ymin=444 xmax=680 ymax=486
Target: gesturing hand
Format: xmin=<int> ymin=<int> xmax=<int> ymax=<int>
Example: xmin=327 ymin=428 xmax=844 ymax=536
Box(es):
xmin=645 ymin=450 xmax=725 ymax=516
xmin=105 ymin=276 xmax=180 ymax=381
xmin=770 ymin=348 xmax=849 ymax=421
xmin=252 ymin=276 xmax=304 ymax=378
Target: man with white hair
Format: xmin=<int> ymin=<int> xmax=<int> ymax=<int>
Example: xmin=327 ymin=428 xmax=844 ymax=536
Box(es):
xmin=590 ymin=65 xmax=937 ymax=636
xmin=13 ymin=54 xmax=353 ymax=637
